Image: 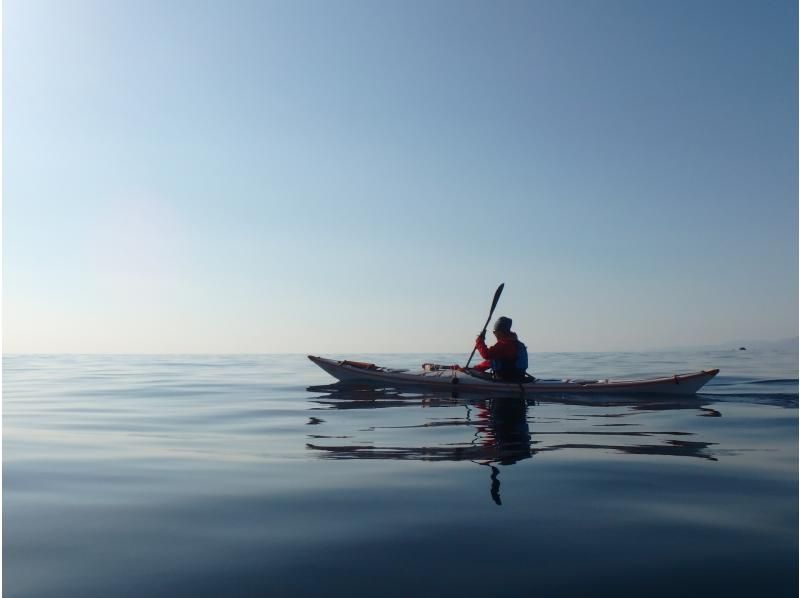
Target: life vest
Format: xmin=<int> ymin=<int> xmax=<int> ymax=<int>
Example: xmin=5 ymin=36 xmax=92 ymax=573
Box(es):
xmin=491 ymin=341 xmax=529 ymax=382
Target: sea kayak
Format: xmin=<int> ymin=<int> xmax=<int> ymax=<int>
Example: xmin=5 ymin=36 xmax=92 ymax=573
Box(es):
xmin=308 ymin=355 xmax=719 ymax=396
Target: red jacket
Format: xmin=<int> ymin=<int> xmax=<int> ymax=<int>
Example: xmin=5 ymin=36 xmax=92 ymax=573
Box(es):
xmin=474 ymin=333 xmax=519 ymax=372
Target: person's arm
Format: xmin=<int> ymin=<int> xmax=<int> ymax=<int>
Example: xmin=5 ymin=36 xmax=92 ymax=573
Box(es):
xmin=475 ymin=334 xmax=492 ymax=359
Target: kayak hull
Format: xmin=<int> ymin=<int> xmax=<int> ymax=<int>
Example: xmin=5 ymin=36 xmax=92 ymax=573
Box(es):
xmin=308 ymin=355 xmax=719 ymax=396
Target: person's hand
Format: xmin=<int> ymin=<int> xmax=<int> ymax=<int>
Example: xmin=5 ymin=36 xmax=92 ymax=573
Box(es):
xmin=477 ymin=330 xmax=486 ymax=343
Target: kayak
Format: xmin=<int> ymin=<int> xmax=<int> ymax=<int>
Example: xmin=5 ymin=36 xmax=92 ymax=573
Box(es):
xmin=308 ymin=355 xmax=719 ymax=396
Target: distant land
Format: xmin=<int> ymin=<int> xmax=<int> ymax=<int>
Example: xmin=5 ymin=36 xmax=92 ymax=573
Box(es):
xmin=648 ymin=337 xmax=799 ymax=352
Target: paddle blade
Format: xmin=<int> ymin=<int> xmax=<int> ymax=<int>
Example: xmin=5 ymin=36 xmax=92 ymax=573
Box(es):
xmin=489 ymin=283 xmax=505 ymax=315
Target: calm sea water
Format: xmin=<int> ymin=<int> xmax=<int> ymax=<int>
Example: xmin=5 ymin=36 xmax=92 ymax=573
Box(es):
xmin=4 ymin=350 xmax=798 ymax=597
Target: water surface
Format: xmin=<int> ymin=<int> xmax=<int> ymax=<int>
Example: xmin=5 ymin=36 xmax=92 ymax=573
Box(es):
xmin=4 ymin=350 xmax=798 ymax=597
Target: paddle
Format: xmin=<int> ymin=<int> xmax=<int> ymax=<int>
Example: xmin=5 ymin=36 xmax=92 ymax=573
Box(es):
xmin=465 ymin=283 xmax=505 ymax=368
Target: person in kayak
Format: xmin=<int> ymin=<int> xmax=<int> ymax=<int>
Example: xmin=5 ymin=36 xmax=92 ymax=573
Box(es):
xmin=473 ymin=316 xmax=529 ymax=382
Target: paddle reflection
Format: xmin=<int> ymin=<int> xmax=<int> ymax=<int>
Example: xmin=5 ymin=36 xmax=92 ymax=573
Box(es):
xmin=305 ymin=387 xmax=720 ymax=504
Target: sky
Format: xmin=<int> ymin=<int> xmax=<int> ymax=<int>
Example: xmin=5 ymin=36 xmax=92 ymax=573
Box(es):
xmin=3 ymin=0 xmax=798 ymax=353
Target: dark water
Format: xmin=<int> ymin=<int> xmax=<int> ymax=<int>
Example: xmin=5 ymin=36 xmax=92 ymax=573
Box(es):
xmin=4 ymin=350 xmax=798 ymax=597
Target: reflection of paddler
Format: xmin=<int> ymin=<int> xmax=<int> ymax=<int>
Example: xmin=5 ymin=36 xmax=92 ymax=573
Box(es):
xmin=472 ymin=398 xmax=532 ymax=505
xmin=474 ymin=398 xmax=532 ymax=465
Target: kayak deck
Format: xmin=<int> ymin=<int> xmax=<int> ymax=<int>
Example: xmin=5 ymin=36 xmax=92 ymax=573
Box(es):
xmin=308 ymin=355 xmax=719 ymax=396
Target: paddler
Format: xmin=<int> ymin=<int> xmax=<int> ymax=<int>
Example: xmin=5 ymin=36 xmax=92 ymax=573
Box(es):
xmin=473 ymin=316 xmax=529 ymax=382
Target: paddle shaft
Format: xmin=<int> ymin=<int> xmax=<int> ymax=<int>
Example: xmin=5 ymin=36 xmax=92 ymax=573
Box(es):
xmin=465 ymin=283 xmax=504 ymax=368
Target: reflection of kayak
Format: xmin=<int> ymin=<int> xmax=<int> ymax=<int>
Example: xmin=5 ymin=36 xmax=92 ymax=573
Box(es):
xmin=307 ymin=355 xmax=719 ymax=396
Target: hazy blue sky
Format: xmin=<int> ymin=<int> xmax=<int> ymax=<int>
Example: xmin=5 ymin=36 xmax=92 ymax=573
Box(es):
xmin=4 ymin=0 xmax=797 ymax=353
